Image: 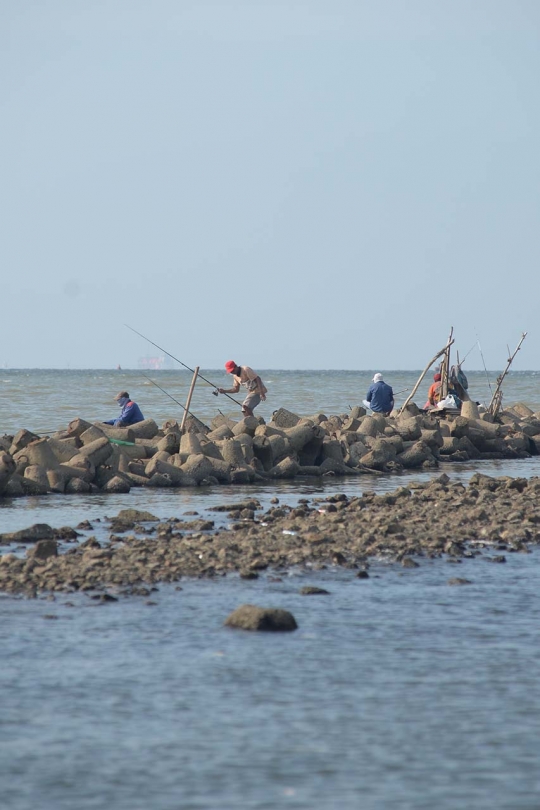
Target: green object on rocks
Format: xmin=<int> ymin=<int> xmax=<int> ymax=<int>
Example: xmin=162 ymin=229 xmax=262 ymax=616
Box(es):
xmin=108 ymin=438 xmax=136 ymax=446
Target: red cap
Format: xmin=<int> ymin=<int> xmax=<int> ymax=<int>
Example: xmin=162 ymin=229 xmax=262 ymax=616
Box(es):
xmin=434 ymin=373 xmax=441 ymax=382
xmin=225 ymin=360 xmax=237 ymax=373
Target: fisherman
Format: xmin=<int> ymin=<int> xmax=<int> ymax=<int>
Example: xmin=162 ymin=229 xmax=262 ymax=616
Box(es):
xmin=218 ymin=361 xmax=267 ymax=417
xmin=104 ymin=391 xmax=144 ymax=427
xmin=426 ymin=373 xmax=442 ymax=408
xmin=424 ymin=372 xmax=463 ymax=410
xmin=364 ymin=373 xmax=394 ymax=416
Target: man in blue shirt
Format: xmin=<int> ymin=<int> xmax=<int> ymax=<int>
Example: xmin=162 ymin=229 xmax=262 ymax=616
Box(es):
xmin=104 ymin=391 xmax=144 ymax=427
xmin=365 ymin=373 xmax=394 ymax=416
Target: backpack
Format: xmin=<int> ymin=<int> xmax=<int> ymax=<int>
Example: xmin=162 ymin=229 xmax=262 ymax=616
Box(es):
xmin=450 ymin=365 xmax=468 ymax=391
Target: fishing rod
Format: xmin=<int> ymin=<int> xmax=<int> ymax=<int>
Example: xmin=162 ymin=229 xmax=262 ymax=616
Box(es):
xmin=141 ymin=374 xmax=198 ymax=420
xmin=475 ymin=331 xmax=493 ymax=396
xmin=30 ymin=378 xmax=196 ymax=436
xmin=460 ymin=341 xmax=477 ymax=365
xmin=125 ymin=324 xmax=243 ymax=409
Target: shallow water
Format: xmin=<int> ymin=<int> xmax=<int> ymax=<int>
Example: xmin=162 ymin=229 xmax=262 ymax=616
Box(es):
xmin=2 ymin=552 xmax=540 ymax=809
xmin=2 ymin=370 xmax=540 ymax=809
xmin=1 ymin=457 xmax=540 ymax=539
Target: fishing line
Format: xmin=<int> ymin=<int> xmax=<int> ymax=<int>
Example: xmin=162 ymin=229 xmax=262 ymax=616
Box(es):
xmin=141 ymin=374 xmax=198 ymax=419
xmin=125 ymin=324 xmax=243 ymax=409
xmin=460 ymin=342 xmax=477 ymax=365
xmin=475 ymin=331 xmax=493 ymax=396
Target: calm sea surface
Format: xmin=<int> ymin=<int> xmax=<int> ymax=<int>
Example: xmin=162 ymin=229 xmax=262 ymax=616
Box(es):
xmin=1 ymin=368 xmax=540 ymax=436
xmin=1 ymin=370 xmax=540 ymax=809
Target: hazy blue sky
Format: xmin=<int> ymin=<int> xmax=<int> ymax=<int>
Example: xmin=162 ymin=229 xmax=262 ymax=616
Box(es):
xmin=1 ymin=1 xmax=538 ymax=370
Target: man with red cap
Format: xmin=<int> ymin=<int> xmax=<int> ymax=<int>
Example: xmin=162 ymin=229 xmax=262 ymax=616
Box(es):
xmin=218 ymin=361 xmax=267 ymax=417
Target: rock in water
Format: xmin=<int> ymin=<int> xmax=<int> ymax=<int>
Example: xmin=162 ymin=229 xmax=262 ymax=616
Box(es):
xmin=224 ymin=604 xmax=298 ymax=631
xmin=27 ymin=540 xmax=58 ymax=560
xmin=0 ymin=524 xmax=54 ymax=544
xmin=115 ymin=509 xmax=159 ymax=522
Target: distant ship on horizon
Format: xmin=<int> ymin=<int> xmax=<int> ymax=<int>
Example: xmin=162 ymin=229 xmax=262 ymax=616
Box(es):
xmin=138 ymin=356 xmax=166 ymax=370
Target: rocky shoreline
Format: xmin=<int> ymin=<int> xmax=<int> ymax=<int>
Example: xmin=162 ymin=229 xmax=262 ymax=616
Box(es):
xmin=1 ymin=472 xmax=538 ymax=598
xmin=1 ymin=399 xmax=539 ymax=499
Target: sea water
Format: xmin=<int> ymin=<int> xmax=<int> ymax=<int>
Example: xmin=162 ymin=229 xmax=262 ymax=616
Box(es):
xmin=1 ymin=370 xmax=540 ymax=809
xmin=1 ymin=368 xmax=539 ymax=436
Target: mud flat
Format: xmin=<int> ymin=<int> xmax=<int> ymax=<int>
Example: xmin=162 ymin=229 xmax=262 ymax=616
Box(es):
xmin=1 ymin=471 xmax=538 ymax=597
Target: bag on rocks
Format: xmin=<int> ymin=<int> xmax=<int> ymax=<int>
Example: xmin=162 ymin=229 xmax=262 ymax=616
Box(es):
xmin=437 ymin=394 xmax=460 ymax=410
xmin=450 ymin=365 xmax=468 ymax=390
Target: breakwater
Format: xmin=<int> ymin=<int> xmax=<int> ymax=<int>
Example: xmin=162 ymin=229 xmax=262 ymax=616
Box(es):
xmin=1 ymin=397 xmax=540 ymax=499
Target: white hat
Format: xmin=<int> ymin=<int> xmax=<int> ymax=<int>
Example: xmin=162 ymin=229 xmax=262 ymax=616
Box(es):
xmin=373 ymin=373 xmax=383 ymax=383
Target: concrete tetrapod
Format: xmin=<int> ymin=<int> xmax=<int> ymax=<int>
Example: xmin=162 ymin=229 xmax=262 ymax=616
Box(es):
xmin=1 ymin=400 xmax=539 ymax=499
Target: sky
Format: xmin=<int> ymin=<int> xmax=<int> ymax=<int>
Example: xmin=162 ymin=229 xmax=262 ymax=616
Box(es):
xmin=1 ymin=0 xmax=539 ymax=370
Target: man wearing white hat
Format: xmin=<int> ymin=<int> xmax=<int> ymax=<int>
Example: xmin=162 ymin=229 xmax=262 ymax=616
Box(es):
xmin=364 ymin=373 xmax=394 ymax=416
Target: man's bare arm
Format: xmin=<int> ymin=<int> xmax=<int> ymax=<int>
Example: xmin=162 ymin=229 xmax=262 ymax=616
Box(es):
xmin=255 ymin=376 xmax=266 ymax=400
xmin=218 ymin=381 xmax=240 ymax=394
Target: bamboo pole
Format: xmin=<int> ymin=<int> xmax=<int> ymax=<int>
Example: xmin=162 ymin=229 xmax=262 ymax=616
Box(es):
xmin=439 ymin=326 xmax=453 ymax=400
xmin=180 ymin=366 xmax=200 ymax=433
xmin=399 ymin=337 xmax=455 ymax=414
xmin=488 ymin=332 xmax=527 ymax=417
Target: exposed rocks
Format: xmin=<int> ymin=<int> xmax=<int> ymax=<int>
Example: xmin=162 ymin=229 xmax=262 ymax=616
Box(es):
xmin=401 ymin=558 xmax=420 ymax=568
xmin=28 ymin=540 xmax=58 ymax=560
xmin=224 ymin=605 xmax=298 ymax=631
xmin=239 ymin=570 xmax=259 ymax=580
xmin=0 ymin=452 xmax=16 ymax=495
xmin=115 ymin=509 xmax=159 ymax=522
xmin=299 ymin=586 xmax=330 ymax=595
xmin=53 ymin=527 xmax=80 ymax=540
xmin=209 ymin=500 xmax=262 ymax=513
xmin=0 ymin=524 xmax=54 ymax=544
xmin=0 ymin=472 xmax=537 ymax=598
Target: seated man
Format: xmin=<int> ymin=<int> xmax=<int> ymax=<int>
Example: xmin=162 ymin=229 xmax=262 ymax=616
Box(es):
xmin=104 ymin=391 xmax=144 ymax=427
xmin=365 ymin=373 xmax=394 ymax=416
xmin=427 ymin=373 xmax=442 ymax=407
